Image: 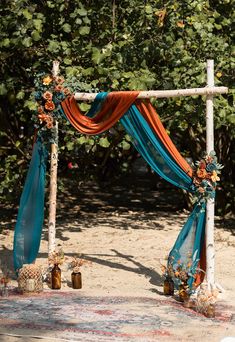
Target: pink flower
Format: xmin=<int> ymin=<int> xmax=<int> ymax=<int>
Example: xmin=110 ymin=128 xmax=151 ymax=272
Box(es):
xmin=43 ymin=91 xmax=53 ymax=101
xmin=68 ymin=162 xmax=73 ymax=169
xmin=55 ymin=85 xmax=64 ymax=92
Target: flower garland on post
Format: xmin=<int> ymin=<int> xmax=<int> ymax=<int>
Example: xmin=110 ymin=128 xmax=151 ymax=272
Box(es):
xmin=192 ymin=150 xmax=223 ymax=203
xmin=33 ymin=72 xmax=71 ymax=143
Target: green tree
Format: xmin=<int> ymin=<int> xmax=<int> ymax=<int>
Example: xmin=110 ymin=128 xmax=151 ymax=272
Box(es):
xmin=0 ymin=0 xmax=234 ymax=213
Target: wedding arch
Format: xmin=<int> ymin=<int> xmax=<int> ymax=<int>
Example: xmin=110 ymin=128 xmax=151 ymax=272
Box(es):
xmin=13 ymin=60 xmax=228 ymax=292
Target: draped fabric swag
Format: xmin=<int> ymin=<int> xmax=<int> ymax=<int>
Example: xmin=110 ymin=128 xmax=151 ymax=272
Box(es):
xmin=13 ymin=91 xmax=206 ymax=291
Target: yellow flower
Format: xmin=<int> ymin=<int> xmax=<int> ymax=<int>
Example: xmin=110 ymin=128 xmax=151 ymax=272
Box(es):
xmin=216 ymin=72 xmax=222 ymax=78
xmin=43 ymin=75 xmax=53 ymax=85
xmin=211 ymin=170 xmax=220 ymax=182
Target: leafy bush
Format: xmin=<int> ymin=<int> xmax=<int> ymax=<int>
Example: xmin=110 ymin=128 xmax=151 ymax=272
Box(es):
xmin=0 ymin=0 xmax=234 ymax=214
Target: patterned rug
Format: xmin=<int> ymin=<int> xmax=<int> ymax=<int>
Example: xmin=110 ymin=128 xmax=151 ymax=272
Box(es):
xmin=0 ymin=291 xmax=234 ymax=342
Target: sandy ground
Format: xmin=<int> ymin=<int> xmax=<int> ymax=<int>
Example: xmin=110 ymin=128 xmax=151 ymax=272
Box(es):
xmin=0 ymin=178 xmax=235 ymax=341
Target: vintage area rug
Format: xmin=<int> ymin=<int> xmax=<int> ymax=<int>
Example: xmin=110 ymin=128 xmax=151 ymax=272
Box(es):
xmin=0 ymin=291 xmax=234 ymax=342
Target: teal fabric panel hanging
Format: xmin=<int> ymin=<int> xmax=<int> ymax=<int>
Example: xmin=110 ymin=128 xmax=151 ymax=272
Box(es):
xmin=167 ymin=202 xmax=206 ymax=290
xmin=121 ymin=105 xmax=192 ymax=190
xmin=120 ymin=104 xmax=205 ymax=290
xmin=13 ymin=137 xmax=48 ymax=271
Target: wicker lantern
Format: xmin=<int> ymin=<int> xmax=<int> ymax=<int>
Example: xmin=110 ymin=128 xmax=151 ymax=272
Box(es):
xmin=18 ymin=264 xmax=43 ymax=293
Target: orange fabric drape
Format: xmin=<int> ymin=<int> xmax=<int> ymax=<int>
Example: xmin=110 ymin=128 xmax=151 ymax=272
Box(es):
xmin=135 ymin=100 xmax=193 ymax=177
xmin=61 ymin=92 xmax=139 ymax=135
xmin=62 ymin=92 xmax=192 ymax=177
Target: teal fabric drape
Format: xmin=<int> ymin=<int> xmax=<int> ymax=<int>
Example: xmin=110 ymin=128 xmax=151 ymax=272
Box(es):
xmin=121 ymin=107 xmax=192 ymax=190
xmin=168 ymin=202 xmax=206 ymax=289
xmin=13 ymin=137 xmax=48 ymax=271
xmin=120 ymin=104 xmax=206 ymax=290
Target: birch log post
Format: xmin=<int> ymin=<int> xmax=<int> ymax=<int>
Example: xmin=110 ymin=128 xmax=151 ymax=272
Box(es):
xmin=206 ymin=59 xmax=215 ymax=290
xmin=74 ymin=86 xmax=228 ymax=101
xmin=48 ymin=61 xmax=59 ymax=255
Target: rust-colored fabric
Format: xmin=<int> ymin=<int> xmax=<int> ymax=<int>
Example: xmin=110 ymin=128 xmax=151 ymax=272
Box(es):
xmin=195 ymin=242 xmax=206 ymax=286
xmin=62 ymin=92 xmax=192 ymax=177
xmin=135 ymin=100 xmax=193 ymax=177
xmin=61 ymin=92 xmax=139 ymax=135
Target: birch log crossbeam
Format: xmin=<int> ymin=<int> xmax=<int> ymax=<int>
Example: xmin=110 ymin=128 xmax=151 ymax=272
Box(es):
xmin=74 ymin=86 xmax=228 ymax=101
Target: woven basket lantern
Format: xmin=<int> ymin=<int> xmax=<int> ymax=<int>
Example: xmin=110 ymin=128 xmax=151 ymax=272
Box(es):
xmin=18 ymin=264 xmax=43 ymax=293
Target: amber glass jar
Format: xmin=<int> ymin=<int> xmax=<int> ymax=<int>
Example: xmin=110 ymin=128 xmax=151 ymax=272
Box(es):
xmin=51 ymin=264 xmax=61 ymax=289
xmin=71 ymin=272 xmax=82 ymax=289
xmin=163 ymin=276 xmax=174 ymax=295
xmin=179 ymin=283 xmax=189 ymax=302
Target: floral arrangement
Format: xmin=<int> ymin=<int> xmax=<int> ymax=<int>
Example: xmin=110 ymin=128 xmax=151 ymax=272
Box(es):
xmin=161 ymin=261 xmax=191 ymax=291
xmin=192 ymin=151 xmax=223 ymax=202
xmin=69 ymin=256 xmax=92 ymax=273
xmin=34 ymin=73 xmax=71 ymax=131
xmin=161 ymin=250 xmax=202 ymax=293
xmin=0 ymin=273 xmax=10 ymax=288
xmin=194 ymin=284 xmax=218 ymax=316
xmin=48 ymin=248 xmax=65 ymax=266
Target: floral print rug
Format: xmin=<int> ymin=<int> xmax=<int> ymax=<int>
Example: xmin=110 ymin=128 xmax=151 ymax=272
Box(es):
xmin=0 ymin=291 xmax=234 ymax=342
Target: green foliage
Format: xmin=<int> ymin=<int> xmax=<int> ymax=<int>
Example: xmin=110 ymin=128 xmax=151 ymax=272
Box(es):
xmin=0 ymin=0 xmax=234 ymax=214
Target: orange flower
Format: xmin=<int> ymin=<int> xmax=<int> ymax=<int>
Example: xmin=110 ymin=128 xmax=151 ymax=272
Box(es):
xmin=199 ymin=161 xmax=206 ymax=169
xmin=55 ymin=85 xmax=64 ymax=92
xmin=196 ymin=169 xmax=207 ymax=179
xmin=38 ymin=106 xmax=44 ymax=114
xmin=211 ymin=170 xmax=220 ymax=182
xmin=43 ymin=91 xmax=53 ymax=101
xmin=43 ymin=75 xmax=53 ymax=85
xmin=45 ymin=101 xmax=55 ymax=111
xmin=198 ymin=187 xmax=205 ymax=193
xmin=63 ymin=88 xmax=71 ymax=95
xmin=38 ymin=113 xmax=49 ymax=122
xmin=55 ymin=76 xmax=65 ymax=84
xmin=46 ymin=120 xmax=53 ymax=129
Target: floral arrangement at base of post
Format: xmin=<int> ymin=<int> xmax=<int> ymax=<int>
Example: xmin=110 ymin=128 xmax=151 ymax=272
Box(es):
xmin=193 ymin=284 xmax=219 ymax=318
xmin=161 ymin=256 xmax=219 ymax=318
xmin=48 ymin=249 xmax=64 ymax=290
xmin=68 ymin=256 xmax=92 ymax=289
xmin=161 ymin=250 xmax=202 ymax=300
xmin=192 ymin=151 xmax=223 ymax=202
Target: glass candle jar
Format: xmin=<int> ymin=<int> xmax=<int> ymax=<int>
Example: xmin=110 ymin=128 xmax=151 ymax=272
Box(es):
xmin=51 ymin=264 xmax=61 ymax=290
